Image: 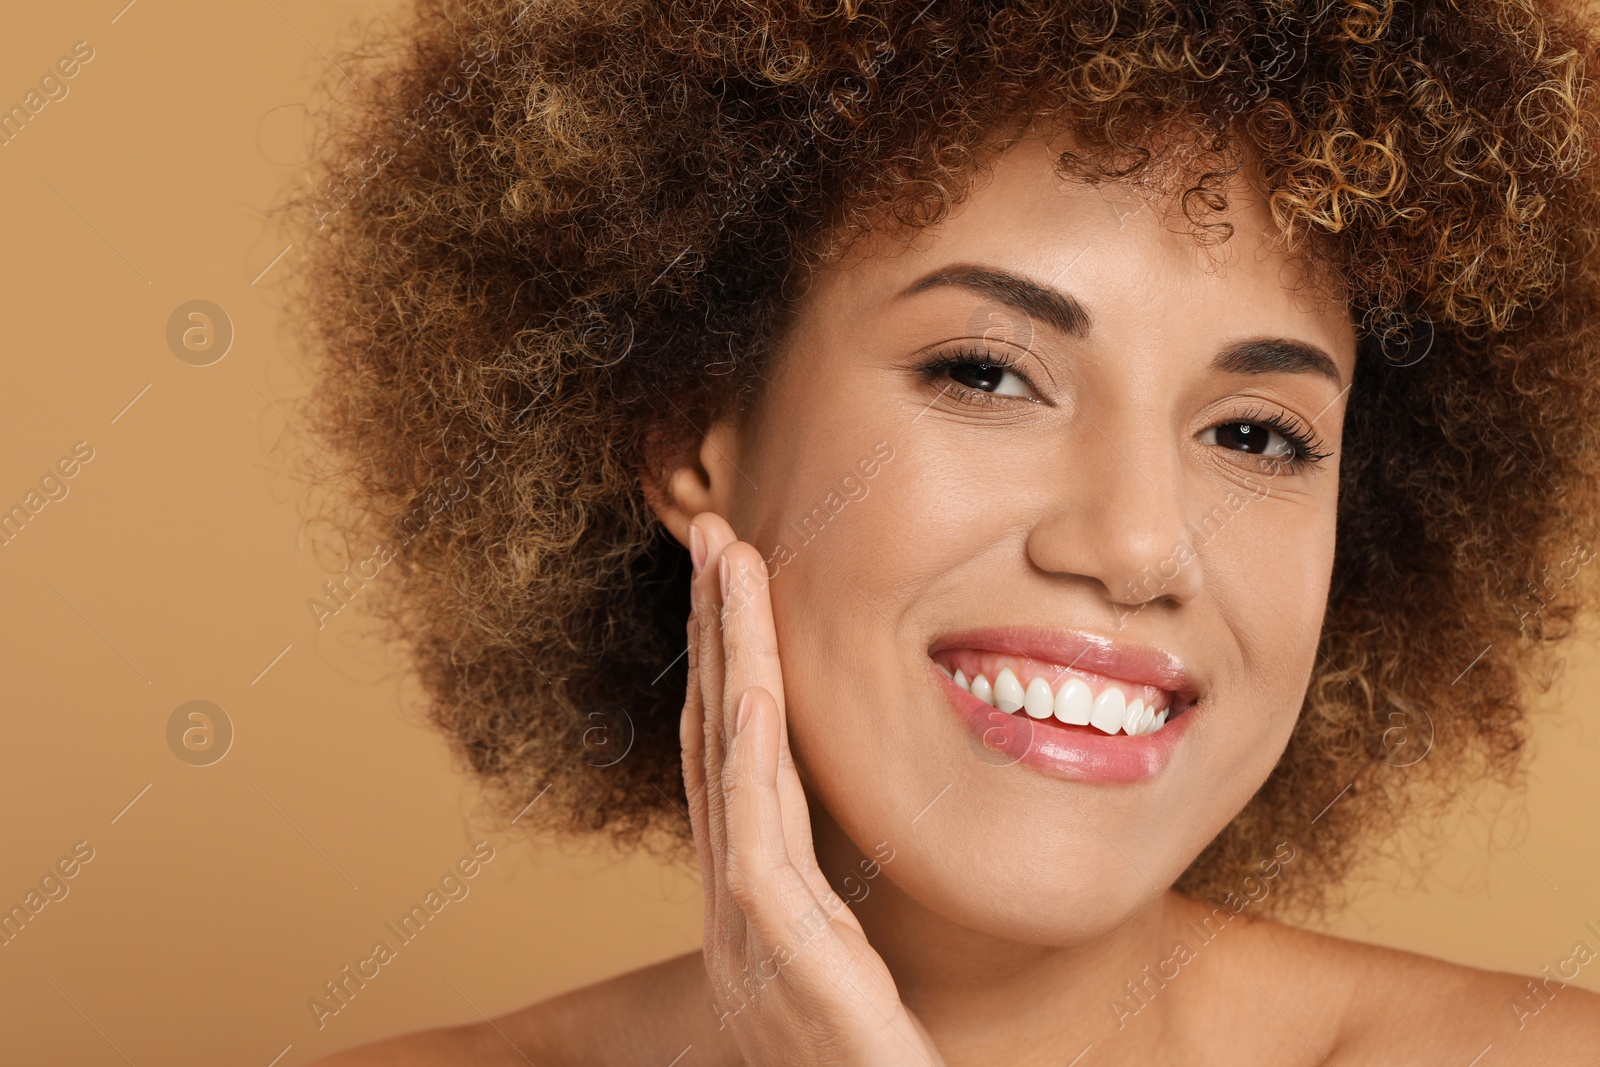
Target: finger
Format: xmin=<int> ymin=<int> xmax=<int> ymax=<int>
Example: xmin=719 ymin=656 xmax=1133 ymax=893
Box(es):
xmin=689 ymin=513 xmax=739 ymax=910
xmin=721 ymin=685 xmax=791 ymax=888
xmin=716 ymin=541 xmax=785 ymax=730
xmin=679 ymin=610 xmax=715 ymax=902
xmin=720 ymin=684 xmax=830 ymax=945
xmin=686 ymin=608 xmax=750 ymax=1002
xmin=715 ymin=539 xmax=837 ymax=907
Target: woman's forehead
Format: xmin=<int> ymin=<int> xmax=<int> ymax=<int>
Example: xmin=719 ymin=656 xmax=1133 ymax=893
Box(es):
xmin=792 ymin=133 xmax=1355 ymax=369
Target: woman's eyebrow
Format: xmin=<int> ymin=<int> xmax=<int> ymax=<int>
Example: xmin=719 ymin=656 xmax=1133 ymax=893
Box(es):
xmin=1211 ymin=338 xmax=1343 ymax=387
xmin=900 ymin=263 xmax=1343 ymax=387
xmin=900 ymin=263 xmax=1092 ymax=338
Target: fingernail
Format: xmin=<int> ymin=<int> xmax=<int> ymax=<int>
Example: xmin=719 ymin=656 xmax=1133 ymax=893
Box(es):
xmin=689 ymin=523 xmax=707 ymax=575
xmin=719 ymin=553 xmax=731 ymax=600
xmin=736 ymin=689 xmax=753 ymax=732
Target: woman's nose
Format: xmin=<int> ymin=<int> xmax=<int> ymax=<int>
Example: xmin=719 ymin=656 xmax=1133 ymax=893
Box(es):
xmin=1023 ymin=421 xmax=1203 ymax=611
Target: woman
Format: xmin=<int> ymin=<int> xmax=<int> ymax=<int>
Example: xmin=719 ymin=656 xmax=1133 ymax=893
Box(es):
xmin=295 ymin=0 xmax=1600 ymax=1061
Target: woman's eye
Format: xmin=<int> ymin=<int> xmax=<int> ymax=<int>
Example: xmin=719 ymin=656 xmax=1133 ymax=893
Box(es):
xmin=946 ymin=361 xmax=1032 ymax=398
xmin=1203 ymin=420 xmax=1295 ymax=458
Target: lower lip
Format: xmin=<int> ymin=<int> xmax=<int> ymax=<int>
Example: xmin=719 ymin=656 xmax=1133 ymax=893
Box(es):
xmin=937 ymin=664 xmax=1192 ymax=782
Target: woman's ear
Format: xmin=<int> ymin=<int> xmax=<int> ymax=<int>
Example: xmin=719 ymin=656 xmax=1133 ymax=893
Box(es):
xmin=639 ymin=416 xmax=745 ymax=550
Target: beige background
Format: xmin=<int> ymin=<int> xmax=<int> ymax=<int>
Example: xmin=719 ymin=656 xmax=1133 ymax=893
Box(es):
xmin=0 ymin=2 xmax=1596 ymax=1063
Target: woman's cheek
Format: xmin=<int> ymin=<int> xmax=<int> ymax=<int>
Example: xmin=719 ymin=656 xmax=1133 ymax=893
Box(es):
xmin=1211 ymin=492 xmax=1338 ymax=724
xmin=767 ymin=502 xmax=941 ymax=820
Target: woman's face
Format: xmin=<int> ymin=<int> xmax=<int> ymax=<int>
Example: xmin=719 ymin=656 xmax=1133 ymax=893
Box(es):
xmin=710 ymin=132 xmax=1357 ymax=944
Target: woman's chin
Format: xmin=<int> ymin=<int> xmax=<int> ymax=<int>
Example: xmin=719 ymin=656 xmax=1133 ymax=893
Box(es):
xmin=843 ymin=835 xmax=1185 ymax=948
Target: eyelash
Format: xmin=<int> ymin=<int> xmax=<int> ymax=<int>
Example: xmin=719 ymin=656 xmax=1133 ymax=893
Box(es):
xmin=917 ymin=346 xmax=1034 ymax=409
xmin=916 ymin=347 xmax=1334 ymax=472
xmin=1225 ymin=403 xmax=1332 ymax=471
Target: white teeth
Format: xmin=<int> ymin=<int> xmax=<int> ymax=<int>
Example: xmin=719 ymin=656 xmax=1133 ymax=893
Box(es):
xmin=993 ymin=667 xmax=1025 ymax=713
xmin=1123 ymin=697 xmax=1146 ymax=735
xmin=1054 ymin=677 xmax=1092 ymax=726
xmin=1088 ymin=687 xmax=1127 ymax=735
xmin=944 ymin=658 xmax=1175 ymax=734
xmin=970 ymin=673 xmax=994 ymax=706
xmin=1023 ymin=676 xmax=1054 ymax=719
xmin=936 ymin=662 xmax=954 ymax=680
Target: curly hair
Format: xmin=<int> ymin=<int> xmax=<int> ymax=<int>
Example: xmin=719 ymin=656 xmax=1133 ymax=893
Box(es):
xmin=286 ymin=0 xmax=1600 ymax=920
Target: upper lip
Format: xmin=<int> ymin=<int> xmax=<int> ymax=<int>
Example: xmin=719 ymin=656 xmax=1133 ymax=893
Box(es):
xmin=928 ymin=625 xmax=1201 ymax=708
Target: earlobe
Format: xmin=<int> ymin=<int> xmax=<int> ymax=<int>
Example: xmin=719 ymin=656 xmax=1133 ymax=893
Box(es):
xmin=639 ymin=417 xmax=744 ymax=549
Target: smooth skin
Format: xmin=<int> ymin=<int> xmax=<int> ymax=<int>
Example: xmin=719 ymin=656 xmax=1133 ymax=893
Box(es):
xmin=314 ymin=129 xmax=1600 ymax=1065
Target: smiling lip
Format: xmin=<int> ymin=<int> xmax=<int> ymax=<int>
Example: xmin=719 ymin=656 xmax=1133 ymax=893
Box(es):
xmin=929 ymin=626 xmax=1200 ymax=783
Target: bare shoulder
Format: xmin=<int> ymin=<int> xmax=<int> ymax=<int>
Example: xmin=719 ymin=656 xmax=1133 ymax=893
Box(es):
xmin=1237 ymin=915 xmax=1600 ymax=1065
xmin=307 ymin=950 xmax=742 ymax=1067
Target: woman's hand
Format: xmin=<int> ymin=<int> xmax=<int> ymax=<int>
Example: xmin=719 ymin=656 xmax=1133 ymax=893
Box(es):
xmin=681 ymin=512 xmax=945 ymax=1066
